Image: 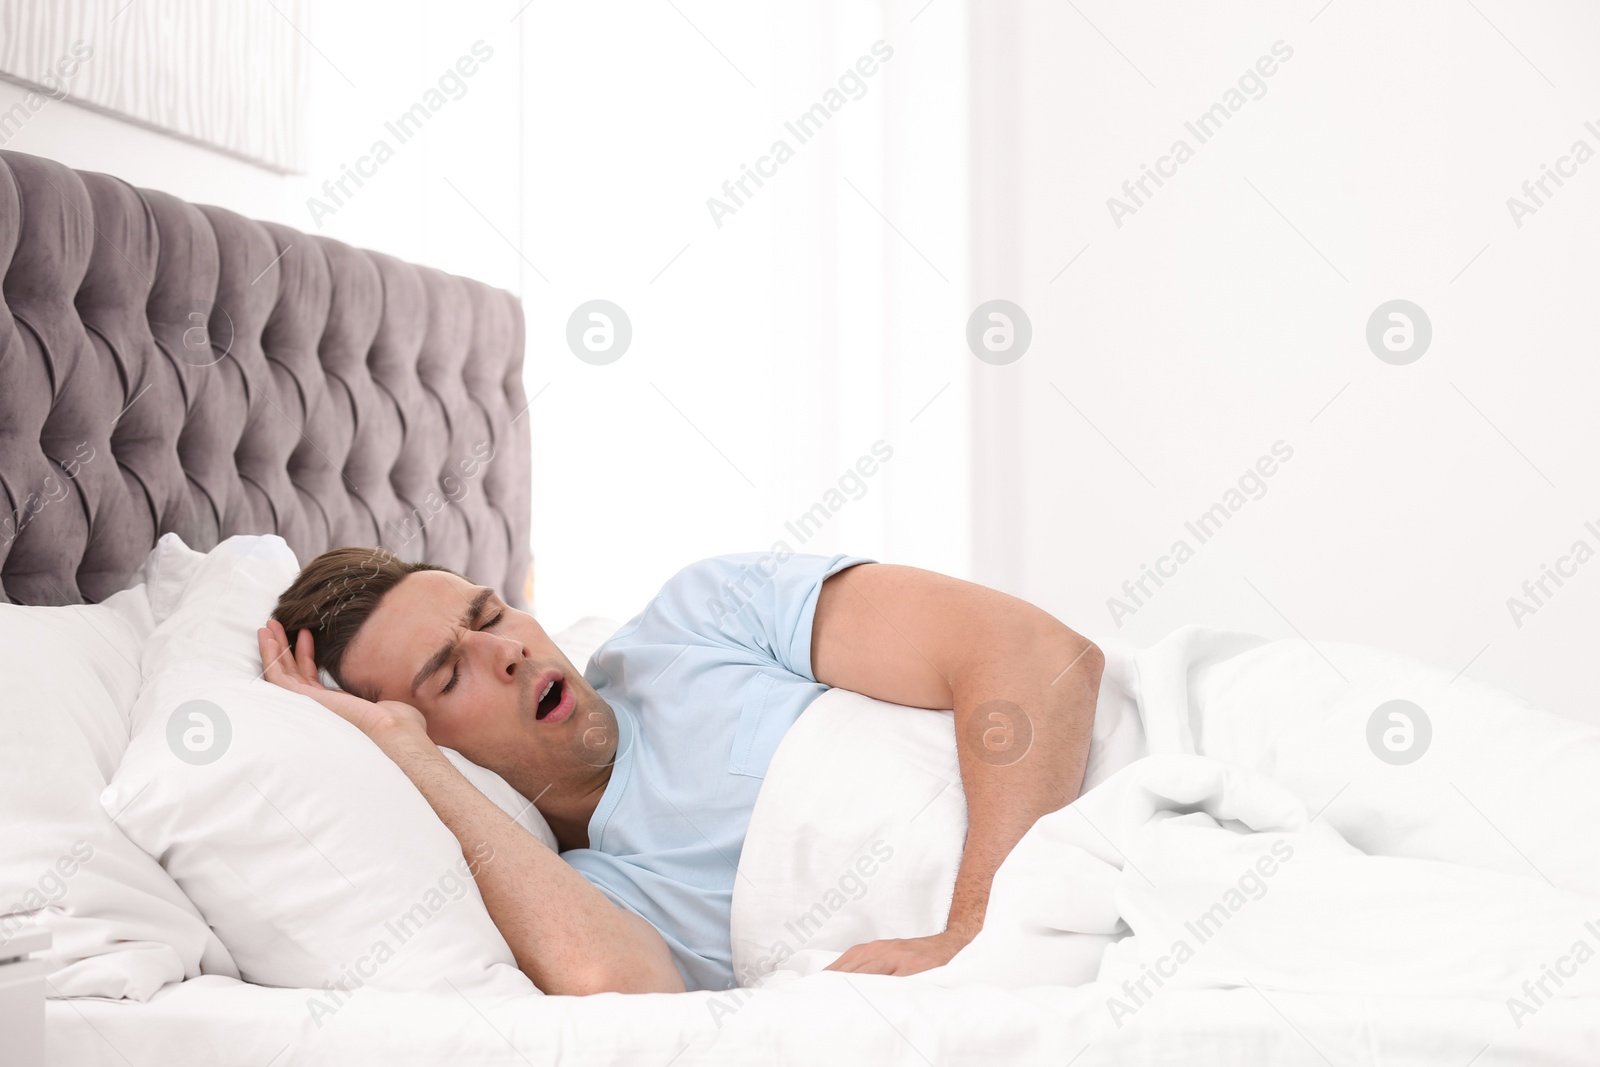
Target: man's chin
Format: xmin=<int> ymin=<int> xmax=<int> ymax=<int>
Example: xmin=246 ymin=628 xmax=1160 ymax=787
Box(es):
xmin=565 ymin=694 xmax=619 ymax=769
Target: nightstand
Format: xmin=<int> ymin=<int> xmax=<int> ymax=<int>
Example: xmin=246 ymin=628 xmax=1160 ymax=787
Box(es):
xmin=0 ymin=929 xmax=50 ymax=1067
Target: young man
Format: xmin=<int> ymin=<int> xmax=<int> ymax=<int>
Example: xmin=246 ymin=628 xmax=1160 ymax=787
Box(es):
xmin=257 ymin=548 xmax=1103 ymax=996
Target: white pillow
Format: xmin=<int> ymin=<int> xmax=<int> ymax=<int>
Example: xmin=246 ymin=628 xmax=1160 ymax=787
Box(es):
xmin=0 ymin=574 xmax=236 ymax=1000
xmin=730 ymin=690 xmax=968 ymax=984
xmin=731 ymin=652 xmax=1146 ymax=985
xmin=548 ymin=614 xmax=620 ymax=673
xmin=122 ymin=530 xmax=209 ymax=623
xmin=102 ymin=534 xmax=544 ymax=999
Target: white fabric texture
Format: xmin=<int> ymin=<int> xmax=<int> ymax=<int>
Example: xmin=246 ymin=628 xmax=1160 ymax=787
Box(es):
xmin=736 ymin=624 xmax=1600 ymax=1031
xmin=0 ymin=539 xmax=233 ymax=1000
xmin=100 ymin=534 xmax=541 ymax=999
xmin=46 ymin=964 xmax=1600 ymax=1066
xmin=546 ymin=614 xmax=622 ymax=674
xmin=127 ymin=530 xmax=210 ymax=622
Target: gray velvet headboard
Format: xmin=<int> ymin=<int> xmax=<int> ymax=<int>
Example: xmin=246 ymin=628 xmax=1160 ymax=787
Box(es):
xmin=0 ymin=149 xmax=531 ymax=609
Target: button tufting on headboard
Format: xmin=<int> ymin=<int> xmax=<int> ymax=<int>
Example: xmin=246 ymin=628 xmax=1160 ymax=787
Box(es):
xmin=0 ymin=149 xmax=530 ymax=609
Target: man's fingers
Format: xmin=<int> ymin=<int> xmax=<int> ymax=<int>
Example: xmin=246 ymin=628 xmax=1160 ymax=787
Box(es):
xmin=825 ymin=944 xmax=871 ymax=971
xmin=838 ymin=958 xmax=890 ymax=975
xmin=825 ymin=943 xmax=899 ymax=976
xmin=258 ymin=623 xmax=312 ymax=692
xmin=261 ymin=622 xmax=289 ymax=668
xmin=824 ymin=937 xmax=955 ymax=979
xmin=292 ymin=627 xmax=319 ymax=686
xmin=258 ymin=626 xmax=287 ymax=680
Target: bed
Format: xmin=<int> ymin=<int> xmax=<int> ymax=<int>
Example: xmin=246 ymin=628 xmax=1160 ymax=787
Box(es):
xmin=5 ymin=147 xmax=1599 ymax=1066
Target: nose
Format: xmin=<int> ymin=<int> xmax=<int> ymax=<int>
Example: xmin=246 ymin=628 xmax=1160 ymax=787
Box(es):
xmin=475 ymin=630 xmax=528 ymax=682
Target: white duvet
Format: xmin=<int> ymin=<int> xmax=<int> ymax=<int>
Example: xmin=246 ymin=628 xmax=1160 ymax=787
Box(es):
xmin=734 ymin=625 xmax=1600 ymax=1043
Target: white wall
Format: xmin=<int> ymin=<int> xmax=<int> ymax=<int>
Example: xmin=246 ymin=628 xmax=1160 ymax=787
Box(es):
xmin=0 ymin=0 xmax=972 ymax=636
xmin=968 ymin=0 xmax=1600 ymax=725
xmin=517 ymin=0 xmax=970 ymax=629
xmin=14 ymin=0 xmax=1583 ymax=727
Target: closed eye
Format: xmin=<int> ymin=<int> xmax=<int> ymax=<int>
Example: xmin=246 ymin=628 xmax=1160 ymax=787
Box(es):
xmin=439 ymin=610 xmax=506 ymax=695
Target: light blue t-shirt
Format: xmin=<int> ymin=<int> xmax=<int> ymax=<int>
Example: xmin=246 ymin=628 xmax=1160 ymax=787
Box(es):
xmin=562 ymin=551 xmax=873 ymax=992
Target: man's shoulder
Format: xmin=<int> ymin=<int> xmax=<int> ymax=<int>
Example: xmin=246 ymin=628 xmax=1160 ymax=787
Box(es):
xmin=596 ymin=552 xmax=872 ymax=653
xmin=593 ymin=554 xmax=775 ymax=653
xmin=654 ymin=550 xmax=873 ymax=621
xmin=659 ymin=550 xmax=794 ymax=586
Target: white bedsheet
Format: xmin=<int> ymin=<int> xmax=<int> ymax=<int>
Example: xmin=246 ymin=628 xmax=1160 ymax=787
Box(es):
xmin=48 ymin=971 xmax=1600 ymax=1065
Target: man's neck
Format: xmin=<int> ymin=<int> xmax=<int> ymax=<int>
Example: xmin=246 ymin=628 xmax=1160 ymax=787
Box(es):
xmin=512 ymin=764 xmax=612 ymax=852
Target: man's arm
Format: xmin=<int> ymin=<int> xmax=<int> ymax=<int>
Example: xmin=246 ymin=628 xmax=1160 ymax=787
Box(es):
xmin=257 ymin=621 xmax=685 ymax=996
xmin=809 ymin=564 xmax=1103 ymax=976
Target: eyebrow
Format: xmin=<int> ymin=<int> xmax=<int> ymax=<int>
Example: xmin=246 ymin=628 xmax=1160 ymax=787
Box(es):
xmin=410 ymin=586 xmax=496 ymax=697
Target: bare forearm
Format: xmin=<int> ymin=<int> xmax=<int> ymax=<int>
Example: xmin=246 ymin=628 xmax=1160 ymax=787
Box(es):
xmin=372 ymin=725 xmax=684 ymax=995
xmin=944 ymin=628 xmax=1102 ymax=935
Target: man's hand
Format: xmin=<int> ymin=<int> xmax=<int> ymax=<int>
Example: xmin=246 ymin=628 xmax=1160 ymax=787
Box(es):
xmin=822 ymin=928 xmax=973 ymax=977
xmin=257 ymin=619 xmax=425 ymax=739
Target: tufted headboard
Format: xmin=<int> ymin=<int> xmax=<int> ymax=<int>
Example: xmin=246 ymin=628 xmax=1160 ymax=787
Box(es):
xmin=0 ymin=149 xmax=531 ymax=608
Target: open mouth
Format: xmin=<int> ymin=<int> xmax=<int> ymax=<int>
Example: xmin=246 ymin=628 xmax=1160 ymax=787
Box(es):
xmin=536 ymin=677 xmax=563 ymax=719
xmin=534 ymin=673 xmax=575 ymax=724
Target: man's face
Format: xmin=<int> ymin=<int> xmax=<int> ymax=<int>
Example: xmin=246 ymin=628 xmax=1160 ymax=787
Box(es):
xmin=340 ymin=570 xmax=616 ymax=791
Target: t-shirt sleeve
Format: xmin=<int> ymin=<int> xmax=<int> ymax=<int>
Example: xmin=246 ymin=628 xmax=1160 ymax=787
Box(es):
xmin=635 ymin=552 xmax=874 ymax=681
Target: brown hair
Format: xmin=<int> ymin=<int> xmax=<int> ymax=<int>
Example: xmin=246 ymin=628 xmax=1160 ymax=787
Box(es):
xmin=269 ymin=546 xmax=463 ymax=702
